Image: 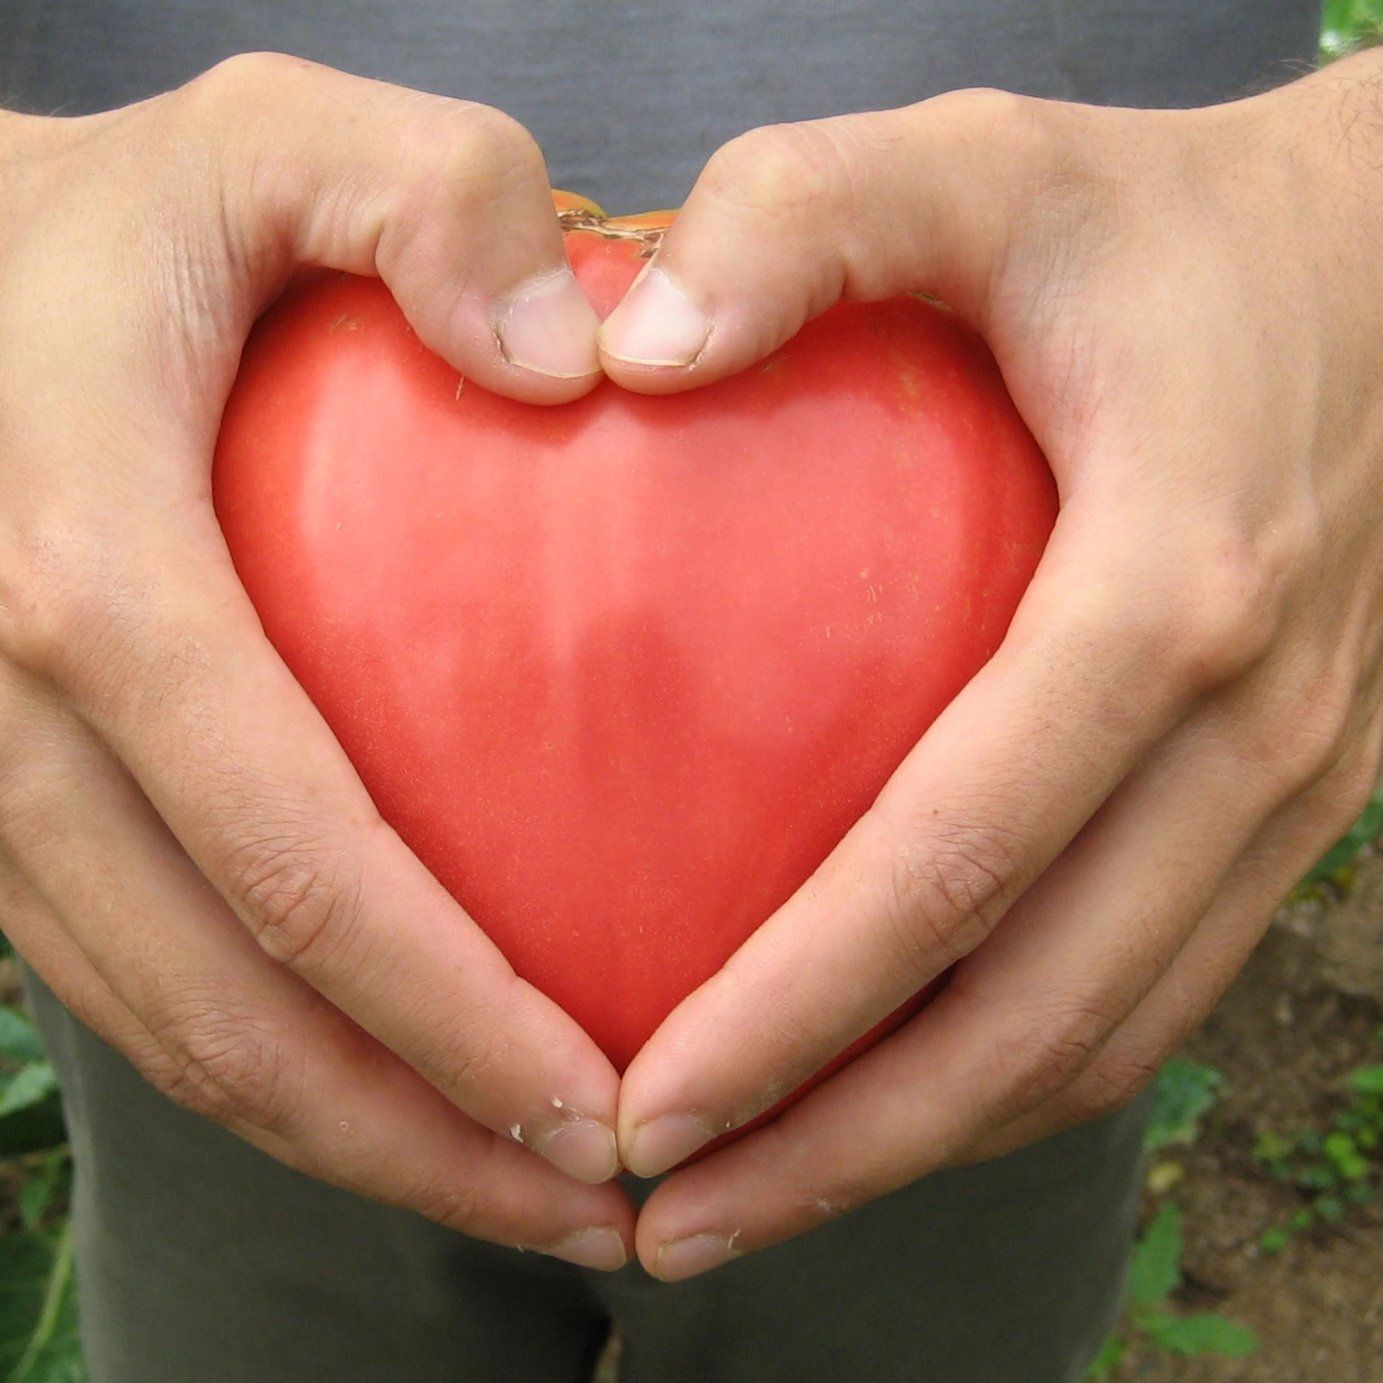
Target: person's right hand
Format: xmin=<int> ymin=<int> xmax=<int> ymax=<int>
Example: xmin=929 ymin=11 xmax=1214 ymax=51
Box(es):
xmin=0 ymin=53 xmax=633 ymax=1271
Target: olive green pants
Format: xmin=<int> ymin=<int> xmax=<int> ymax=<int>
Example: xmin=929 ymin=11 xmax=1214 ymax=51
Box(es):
xmin=21 ymin=963 xmax=1149 ymax=1383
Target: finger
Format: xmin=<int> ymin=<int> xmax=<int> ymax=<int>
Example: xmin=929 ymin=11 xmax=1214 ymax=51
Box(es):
xmin=0 ymin=708 xmax=634 ymax=1264
xmin=616 ymin=507 xmax=1248 ymax=1176
xmin=13 ymin=54 xmax=599 ymax=413
xmin=207 ymin=53 xmax=605 ymax=394
xmin=628 ymin=702 xmax=1378 ymax=1277
xmin=0 ymin=851 xmax=154 ymax=1063
xmin=623 ymin=714 xmax=1257 ymax=1272
xmin=0 ymin=62 xmax=622 ymax=1169
xmin=0 ymin=650 xmax=622 ymax=1186
xmin=961 ymin=741 xmax=1383 ymax=1165
xmin=596 ymin=89 xmax=1052 ymax=388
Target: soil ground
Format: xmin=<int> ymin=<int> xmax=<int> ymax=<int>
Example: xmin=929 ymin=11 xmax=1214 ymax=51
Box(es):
xmin=1133 ymin=848 xmax=1383 ymax=1382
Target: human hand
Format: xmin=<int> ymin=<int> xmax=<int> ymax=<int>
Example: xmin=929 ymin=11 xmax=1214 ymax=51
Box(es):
xmin=597 ymin=52 xmax=1383 ymax=1277
xmin=0 ymin=54 xmax=634 ymax=1270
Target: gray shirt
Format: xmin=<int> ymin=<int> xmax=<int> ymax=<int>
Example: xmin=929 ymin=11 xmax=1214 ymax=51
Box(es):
xmin=1 ymin=1 xmax=1321 ymax=211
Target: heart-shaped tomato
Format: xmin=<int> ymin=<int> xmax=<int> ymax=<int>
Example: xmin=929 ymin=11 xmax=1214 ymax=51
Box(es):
xmin=212 ymin=196 xmax=1056 ymax=1117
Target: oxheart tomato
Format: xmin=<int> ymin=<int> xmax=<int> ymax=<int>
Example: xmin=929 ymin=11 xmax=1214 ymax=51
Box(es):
xmin=212 ymin=192 xmax=1057 ymax=1133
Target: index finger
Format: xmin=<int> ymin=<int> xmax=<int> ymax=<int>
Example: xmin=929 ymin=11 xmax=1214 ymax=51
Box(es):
xmin=25 ymin=522 xmax=622 ymax=1185
xmin=615 ymin=520 xmax=1232 ymax=1176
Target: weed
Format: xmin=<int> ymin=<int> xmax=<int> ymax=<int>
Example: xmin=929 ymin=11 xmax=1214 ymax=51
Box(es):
xmin=1087 ymin=1204 xmax=1257 ymax=1379
xmin=1253 ymin=1053 xmax=1383 ymax=1256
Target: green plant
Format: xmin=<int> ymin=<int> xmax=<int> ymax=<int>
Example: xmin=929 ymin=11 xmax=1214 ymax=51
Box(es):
xmin=1145 ymin=1059 xmax=1224 ymax=1154
xmin=1253 ymin=1056 xmax=1383 ymax=1255
xmin=1320 ymin=0 xmax=1383 ymax=60
xmin=1143 ymin=1059 xmax=1225 ymax=1195
xmin=1090 ymin=1063 xmax=1256 ymax=1376
xmin=0 ymin=958 xmax=82 ymax=1382
xmin=1087 ymin=1204 xmax=1258 ymax=1379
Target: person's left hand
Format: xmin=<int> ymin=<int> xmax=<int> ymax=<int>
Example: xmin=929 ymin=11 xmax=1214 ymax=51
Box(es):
xmin=594 ymin=52 xmax=1383 ymax=1280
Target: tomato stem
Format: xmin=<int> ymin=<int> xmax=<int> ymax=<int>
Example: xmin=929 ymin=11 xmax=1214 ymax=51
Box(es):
xmin=557 ymin=208 xmax=666 ymax=257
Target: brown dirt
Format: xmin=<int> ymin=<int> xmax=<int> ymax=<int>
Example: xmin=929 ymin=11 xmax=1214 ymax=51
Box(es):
xmin=1133 ymin=847 xmax=1383 ymax=1382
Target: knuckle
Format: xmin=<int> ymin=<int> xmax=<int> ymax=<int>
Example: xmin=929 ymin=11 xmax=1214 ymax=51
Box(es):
xmin=224 ymin=827 xmax=366 ymax=972
xmin=1006 ymin=997 xmax=1118 ymax=1110
xmin=1250 ymin=670 xmax=1359 ymax=801
xmin=411 ymin=1012 xmax=504 ymax=1104
xmin=1153 ymin=541 xmax=1291 ymax=693
xmin=703 ymin=122 xmax=848 ymax=217
xmin=417 ymin=100 xmax=547 ymax=197
xmin=454 ymin=101 xmax=546 ymax=169
xmin=877 ymin=812 xmax=1021 ymax=973
xmin=0 ymin=523 xmax=87 ymax=678
xmin=925 ymin=86 xmax=1042 ymax=142
xmin=187 ymin=50 xmax=317 ymax=105
xmin=1306 ymin=737 xmax=1383 ymax=842
xmin=140 ymin=1004 xmax=300 ymax=1132
xmin=921 ymin=87 xmax=1077 ymax=201
xmin=411 ymin=1179 xmax=487 ymax=1235
xmin=0 ymin=520 xmax=169 ymax=704
xmin=1069 ymin=1050 xmax=1161 ymax=1124
xmin=1334 ymin=745 xmax=1382 ymax=824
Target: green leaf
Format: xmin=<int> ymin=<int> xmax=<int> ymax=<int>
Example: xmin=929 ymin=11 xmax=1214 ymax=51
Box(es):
xmin=1316 ymin=1195 xmax=1346 ymax=1223
xmin=0 ymin=1094 xmax=69 ymax=1159
xmin=1324 ymin=1131 xmax=1359 ymax=1166
xmin=0 ymin=1225 xmax=85 ymax=1381
xmin=1143 ymin=1312 xmax=1258 ymax=1358
xmin=0 ymin=1010 xmax=46 ymax=1067
xmin=1252 ymin=1130 xmax=1293 ymax=1164
xmin=1084 ymin=1334 xmax=1125 ymax=1380
xmin=19 ymin=1152 xmax=70 ymax=1232
xmin=0 ymin=1064 xmax=58 ymax=1121
xmin=1299 ymin=1164 xmax=1337 ymax=1192
xmin=1145 ymin=1060 xmax=1223 ymax=1152
xmin=1258 ymin=1226 xmax=1291 ymax=1255
xmin=1337 ymin=1152 xmax=1370 ymax=1182
xmin=1128 ymin=1203 xmax=1182 ymax=1307
xmin=1347 ymin=1065 xmax=1383 ymax=1097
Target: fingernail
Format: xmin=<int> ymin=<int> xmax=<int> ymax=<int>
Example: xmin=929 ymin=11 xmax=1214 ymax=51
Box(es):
xmin=544 ymin=1227 xmax=628 ymax=1272
xmin=538 ymin=1119 xmax=621 ymax=1184
xmin=599 ymin=266 xmax=711 ymax=367
xmin=654 ymin=1231 xmax=741 ymax=1282
xmin=495 ymin=269 xmax=601 ymax=378
xmin=624 ymin=1113 xmax=713 ymax=1178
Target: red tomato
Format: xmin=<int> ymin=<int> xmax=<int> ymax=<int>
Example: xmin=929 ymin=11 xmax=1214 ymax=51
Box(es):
xmin=213 ymin=195 xmax=1057 ymax=1123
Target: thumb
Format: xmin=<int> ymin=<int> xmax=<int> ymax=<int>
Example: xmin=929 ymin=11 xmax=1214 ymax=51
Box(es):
xmin=200 ymin=53 xmax=600 ymax=402
xmin=597 ymin=88 xmax=1047 ymax=393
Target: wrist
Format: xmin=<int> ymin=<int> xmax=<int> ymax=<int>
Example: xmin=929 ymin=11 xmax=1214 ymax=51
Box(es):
xmin=1194 ymin=49 xmax=1383 ymax=350
xmin=1257 ymin=48 xmax=1383 ymax=249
